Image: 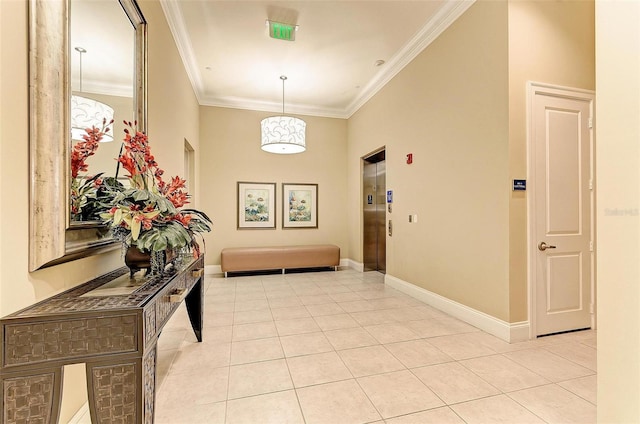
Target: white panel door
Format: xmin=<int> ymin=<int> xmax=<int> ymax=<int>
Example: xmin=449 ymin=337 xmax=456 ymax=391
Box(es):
xmin=532 ymin=85 xmax=594 ymax=336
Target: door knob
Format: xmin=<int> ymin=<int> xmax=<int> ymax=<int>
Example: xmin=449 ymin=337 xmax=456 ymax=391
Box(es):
xmin=538 ymin=242 xmax=557 ymax=251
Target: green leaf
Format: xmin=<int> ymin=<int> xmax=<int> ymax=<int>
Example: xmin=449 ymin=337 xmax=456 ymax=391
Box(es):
xmin=131 ymin=218 xmax=141 ymax=240
xmin=153 ymin=236 xmax=168 ymax=251
xmin=182 ymin=208 xmax=213 ymax=224
xmin=133 ymin=189 xmax=150 ymax=201
xmin=143 ymin=210 xmax=161 ymax=220
xmin=113 ymin=208 xmax=123 ymax=225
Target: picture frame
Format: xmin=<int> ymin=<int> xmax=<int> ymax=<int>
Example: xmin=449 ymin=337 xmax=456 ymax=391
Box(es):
xmin=282 ymin=183 xmax=318 ymax=229
xmin=237 ymin=182 xmax=276 ymax=229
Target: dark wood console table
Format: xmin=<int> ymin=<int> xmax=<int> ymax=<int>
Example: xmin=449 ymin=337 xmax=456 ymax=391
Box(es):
xmin=1 ymin=255 xmax=205 ymax=424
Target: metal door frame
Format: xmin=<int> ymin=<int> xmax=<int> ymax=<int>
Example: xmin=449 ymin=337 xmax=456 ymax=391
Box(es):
xmin=362 ymin=148 xmax=386 ymax=273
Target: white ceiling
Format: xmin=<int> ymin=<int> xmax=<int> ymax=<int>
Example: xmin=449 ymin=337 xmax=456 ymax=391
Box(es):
xmin=161 ymin=0 xmax=475 ymax=118
xmin=71 ymin=0 xmax=136 ymax=97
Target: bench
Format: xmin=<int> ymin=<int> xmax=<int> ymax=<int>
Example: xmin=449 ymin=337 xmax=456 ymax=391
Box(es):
xmin=220 ymin=245 xmax=340 ymax=277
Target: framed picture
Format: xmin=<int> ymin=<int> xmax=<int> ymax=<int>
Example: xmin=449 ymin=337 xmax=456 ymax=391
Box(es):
xmin=237 ymin=182 xmax=276 ymax=229
xmin=282 ymin=183 xmax=318 ymax=229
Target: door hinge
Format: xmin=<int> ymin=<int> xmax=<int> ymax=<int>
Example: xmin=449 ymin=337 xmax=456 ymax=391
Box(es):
xmin=589 ymin=179 xmax=593 ymax=190
xmin=588 ymin=117 xmax=593 ymax=129
xmin=590 ymin=303 xmax=594 ymax=314
xmin=589 ymin=241 xmax=593 ymax=252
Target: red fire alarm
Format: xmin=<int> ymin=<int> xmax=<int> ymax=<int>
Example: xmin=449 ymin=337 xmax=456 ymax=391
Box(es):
xmin=406 ymin=153 xmax=413 ymax=164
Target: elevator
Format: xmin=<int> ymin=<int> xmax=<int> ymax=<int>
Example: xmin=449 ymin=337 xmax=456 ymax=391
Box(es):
xmin=363 ymin=150 xmax=386 ymax=273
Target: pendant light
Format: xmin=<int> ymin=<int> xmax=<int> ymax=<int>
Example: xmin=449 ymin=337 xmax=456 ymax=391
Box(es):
xmin=261 ymin=76 xmax=306 ymax=154
xmin=71 ymin=47 xmax=114 ymax=142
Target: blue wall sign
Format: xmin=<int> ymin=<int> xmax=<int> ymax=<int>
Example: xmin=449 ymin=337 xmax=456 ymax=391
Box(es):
xmin=513 ymin=179 xmax=526 ymax=191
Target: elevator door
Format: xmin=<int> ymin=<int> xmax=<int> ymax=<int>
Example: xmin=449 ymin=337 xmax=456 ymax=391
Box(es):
xmin=363 ymin=156 xmax=386 ymax=273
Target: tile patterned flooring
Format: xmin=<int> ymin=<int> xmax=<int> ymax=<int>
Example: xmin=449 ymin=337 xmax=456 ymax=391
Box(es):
xmin=143 ymin=270 xmax=597 ymax=423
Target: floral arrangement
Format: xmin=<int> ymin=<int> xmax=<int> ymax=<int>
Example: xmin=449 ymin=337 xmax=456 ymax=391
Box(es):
xmin=70 ymin=119 xmax=113 ymax=221
xmin=99 ymin=121 xmax=212 ymax=257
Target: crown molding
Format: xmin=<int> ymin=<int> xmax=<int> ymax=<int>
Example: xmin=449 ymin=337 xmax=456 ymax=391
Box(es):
xmin=159 ymin=0 xmax=204 ymax=104
xmin=81 ymin=80 xmax=133 ymax=98
xmin=199 ymin=96 xmax=347 ymax=119
xmin=345 ymin=0 xmax=475 ymax=118
xmin=162 ymin=0 xmax=475 ymax=119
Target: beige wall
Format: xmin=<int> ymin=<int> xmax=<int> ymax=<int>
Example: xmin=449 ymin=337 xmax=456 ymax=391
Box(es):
xmin=0 ymin=0 xmax=199 ymax=421
xmin=347 ymin=0 xmax=594 ymax=324
xmin=199 ymin=107 xmax=348 ymax=266
xmin=348 ymin=0 xmax=511 ymax=320
xmin=143 ymin=0 xmax=201 ymax=198
xmin=507 ymin=0 xmax=595 ymax=322
xmin=596 ymin=1 xmax=640 ymax=420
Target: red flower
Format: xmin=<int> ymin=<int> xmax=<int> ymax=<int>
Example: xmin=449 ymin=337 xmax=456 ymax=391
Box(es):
xmin=71 ymin=118 xmax=113 ymax=178
xmin=167 ymin=191 xmax=189 ymax=208
xmin=162 ymin=176 xmax=189 ymax=207
xmin=119 ymin=123 xmax=156 ymax=181
xmin=118 ymin=155 xmax=138 ymax=178
xmin=173 ymin=213 xmax=192 ymax=228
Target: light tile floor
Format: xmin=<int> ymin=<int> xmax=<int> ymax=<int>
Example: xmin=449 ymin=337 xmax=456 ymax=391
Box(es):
xmin=142 ymin=269 xmax=597 ymax=423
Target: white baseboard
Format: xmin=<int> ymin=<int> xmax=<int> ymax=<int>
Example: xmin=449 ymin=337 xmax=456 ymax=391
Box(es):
xmin=385 ymin=274 xmax=530 ymax=343
xmin=343 ymin=259 xmax=364 ymax=272
xmin=67 ymin=402 xmax=89 ymax=424
xmin=508 ymin=321 xmax=531 ymax=342
xmin=205 ymin=264 xmax=222 ymax=275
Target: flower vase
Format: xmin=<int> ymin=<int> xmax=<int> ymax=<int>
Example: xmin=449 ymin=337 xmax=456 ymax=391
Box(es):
xmin=124 ymin=246 xmax=152 ymax=278
xmin=124 ymin=246 xmax=173 ymax=278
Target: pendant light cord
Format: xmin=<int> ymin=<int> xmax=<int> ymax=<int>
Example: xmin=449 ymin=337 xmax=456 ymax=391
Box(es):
xmin=75 ymin=47 xmax=87 ymax=92
xmin=78 ymin=50 xmax=83 ymax=92
xmin=281 ymin=75 xmax=287 ymax=115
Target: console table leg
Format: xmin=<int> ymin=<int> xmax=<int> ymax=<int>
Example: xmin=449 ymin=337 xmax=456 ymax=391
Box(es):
xmin=142 ymin=347 xmax=157 ymax=424
xmin=86 ymin=348 xmax=157 ymax=424
xmin=185 ymin=279 xmax=203 ymax=342
xmin=1 ymin=367 xmax=63 ymax=424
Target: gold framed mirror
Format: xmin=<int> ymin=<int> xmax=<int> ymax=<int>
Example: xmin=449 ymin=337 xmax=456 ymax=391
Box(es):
xmin=29 ymin=0 xmax=147 ymax=271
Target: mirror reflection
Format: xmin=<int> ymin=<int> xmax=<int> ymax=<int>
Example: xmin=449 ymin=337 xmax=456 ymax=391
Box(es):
xmin=70 ymin=0 xmax=135 ymax=223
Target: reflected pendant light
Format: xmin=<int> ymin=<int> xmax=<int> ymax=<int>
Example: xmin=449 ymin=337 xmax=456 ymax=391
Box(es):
xmin=71 ymin=47 xmax=114 ymax=142
xmin=261 ymin=75 xmax=306 ymax=154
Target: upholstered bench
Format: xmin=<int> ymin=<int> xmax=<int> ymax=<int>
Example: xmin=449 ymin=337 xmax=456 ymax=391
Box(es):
xmin=220 ymin=245 xmax=340 ymax=277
